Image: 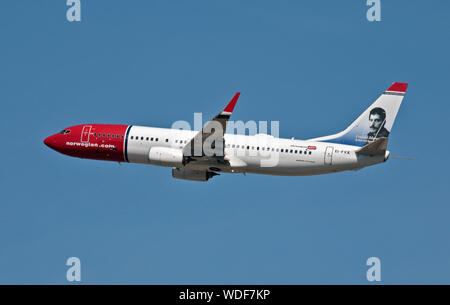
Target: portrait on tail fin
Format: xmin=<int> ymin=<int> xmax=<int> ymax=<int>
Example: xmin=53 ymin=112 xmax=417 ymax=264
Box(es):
xmin=306 ymin=82 xmax=407 ymax=147
xmin=367 ymin=107 xmax=390 ymax=143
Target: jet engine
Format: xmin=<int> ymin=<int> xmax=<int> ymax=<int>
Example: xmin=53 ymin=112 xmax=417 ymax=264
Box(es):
xmin=172 ymin=168 xmax=218 ymax=182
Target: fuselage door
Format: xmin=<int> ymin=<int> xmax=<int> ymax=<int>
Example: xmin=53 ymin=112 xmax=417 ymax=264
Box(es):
xmin=81 ymin=125 xmax=92 ymax=143
xmin=324 ymin=146 xmax=333 ymax=165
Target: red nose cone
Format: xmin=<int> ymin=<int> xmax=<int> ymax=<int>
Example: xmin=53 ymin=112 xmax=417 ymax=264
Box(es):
xmin=44 ymin=135 xmax=56 ymax=149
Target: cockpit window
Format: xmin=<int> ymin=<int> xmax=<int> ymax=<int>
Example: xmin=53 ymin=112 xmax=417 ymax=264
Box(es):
xmin=59 ymin=129 xmax=71 ymax=135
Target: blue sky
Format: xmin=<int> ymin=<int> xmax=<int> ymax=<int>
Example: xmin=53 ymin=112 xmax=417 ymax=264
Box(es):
xmin=0 ymin=0 xmax=449 ymax=284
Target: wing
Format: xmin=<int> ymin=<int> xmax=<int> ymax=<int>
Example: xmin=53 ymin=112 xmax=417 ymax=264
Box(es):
xmin=182 ymin=92 xmax=240 ymax=164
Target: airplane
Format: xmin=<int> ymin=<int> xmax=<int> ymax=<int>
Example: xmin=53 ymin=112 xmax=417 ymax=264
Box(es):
xmin=44 ymin=82 xmax=408 ymax=181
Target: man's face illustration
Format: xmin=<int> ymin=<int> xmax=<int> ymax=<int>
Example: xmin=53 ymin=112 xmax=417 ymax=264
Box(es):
xmin=369 ymin=113 xmax=383 ymax=133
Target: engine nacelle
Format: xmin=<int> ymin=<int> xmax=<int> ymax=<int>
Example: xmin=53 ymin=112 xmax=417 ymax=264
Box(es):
xmin=172 ymin=168 xmax=218 ymax=182
xmin=148 ymin=147 xmax=183 ymax=167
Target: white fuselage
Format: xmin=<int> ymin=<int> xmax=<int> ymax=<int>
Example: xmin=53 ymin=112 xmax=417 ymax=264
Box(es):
xmin=126 ymin=126 xmax=387 ymax=176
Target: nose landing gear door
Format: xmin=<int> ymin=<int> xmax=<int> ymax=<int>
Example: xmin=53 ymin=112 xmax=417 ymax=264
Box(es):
xmin=324 ymin=146 xmax=333 ymax=165
xmin=81 ymin=125 xmax=92 ymax=143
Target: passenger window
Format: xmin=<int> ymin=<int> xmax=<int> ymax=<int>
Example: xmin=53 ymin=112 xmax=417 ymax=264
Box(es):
xmin=290 ymin=150 xmax=293 ymax=153
xmin=166 ymin=139 xmax=168 ymax=142
xmin=107 ymin=134 xmax=110 ymax=137
xmin=131 ymin=136 xmax=134 ymax=139
xmin=281 ymin=149 xmax=284 ymax=152
xmin=309 ymin=151 xmax=312 ymax=155
xmin=156 ymin=138 xmax=158 ymax=141
xmin=141 ymin=137 xmax=144 ymax=140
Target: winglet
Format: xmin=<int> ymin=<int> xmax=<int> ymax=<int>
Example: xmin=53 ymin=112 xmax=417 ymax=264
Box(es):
xmin=223 ymin=92 xmax=240 ymax=114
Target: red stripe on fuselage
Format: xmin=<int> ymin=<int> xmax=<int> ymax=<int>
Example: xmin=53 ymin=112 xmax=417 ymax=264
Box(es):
xmin=44 ymin=124 xmax=129 ymax=162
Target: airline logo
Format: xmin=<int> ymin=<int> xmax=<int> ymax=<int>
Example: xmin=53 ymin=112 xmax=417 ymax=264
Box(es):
xmin=81 ymin=125 xmax=92 ymax=143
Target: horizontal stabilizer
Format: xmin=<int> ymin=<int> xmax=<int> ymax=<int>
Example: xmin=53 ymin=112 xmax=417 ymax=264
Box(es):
xmin=356 ymin=138 xmax=388 ymax=156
